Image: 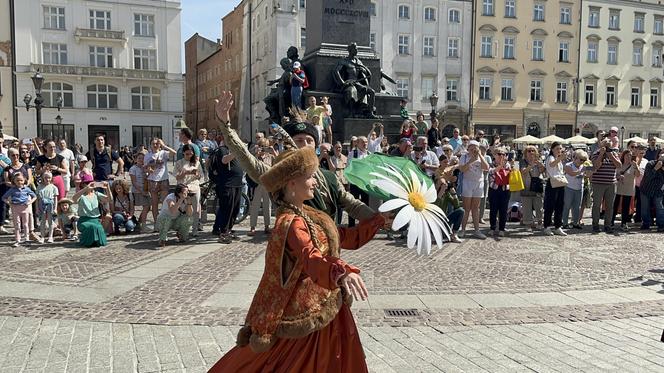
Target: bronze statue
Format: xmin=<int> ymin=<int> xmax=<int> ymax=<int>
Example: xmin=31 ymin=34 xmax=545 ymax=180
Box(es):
xmin=333 ymin=43 xmax=378 ymax=118
xmin=264 ymin=58 xmax=293 ymax=124
xmin=379 ymin=69 xmax=397 ymax=93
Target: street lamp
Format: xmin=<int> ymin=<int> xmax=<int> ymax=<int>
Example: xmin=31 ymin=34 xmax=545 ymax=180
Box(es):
xmin=23 ymin=70 xmax=62 ymax=135
xmin=55 ymin=115 xmax=62 ymax=126
xmin=620 ymin=126 xmax=625 ymax=148
xmin=429 ymin=92 xmax=439 ymax=121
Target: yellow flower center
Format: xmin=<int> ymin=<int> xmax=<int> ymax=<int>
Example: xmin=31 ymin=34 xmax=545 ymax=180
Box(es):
xmin=408 ymin=192 xmax=426 ymax=211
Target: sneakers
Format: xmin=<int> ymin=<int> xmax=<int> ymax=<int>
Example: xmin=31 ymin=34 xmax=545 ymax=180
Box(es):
xmin=218 ymin=234 xmax=232 ymax=244
xmin=458 ymin=230 xmax=465 ymax=239
xmin=13 ymin=242 xmax=20 ymax=247
xmin=498 ymin=230 xmax=506 ymax=237
xmin=47 ymin=237 xmax=54 ymax=243
xmin=543 ymin=227 xmax=554 ymax=236
xmin=247 ymin=228 xmax=256 ymax=237
xmin=553 ymin=227 xmax=567 ymax=236
xmin=620 ymin=223 xmax=630 ymax=232
xmin=572 ymin=224 xmax=583 ymax=230
xmin=451 ymin=234 xmax=463 ymax=243
xmin=0 ymin=226 xmax=8 ymax=235
xmin=473 ymin=230 xmax=487 ymax=240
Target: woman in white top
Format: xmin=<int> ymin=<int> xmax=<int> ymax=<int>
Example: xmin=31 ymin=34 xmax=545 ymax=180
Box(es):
xmin=562 ymin=150 xmax=588 ymax=229
xmin=145 ymin=138 xmax=177 ymax=229
xmin=634 ymin=145 xmax=649 ymax=225
xmin=543 ymin=142 xmax=568 ymax=236
xmin=611 ymin=141 xmax=641 ymax=230
xmin=174 ymin=144 xmax=203 ymax=235
xmin=156 ymin=184 xmax=193 ymax=248
xmin=458 ymin=140 xmax=490 ymax=239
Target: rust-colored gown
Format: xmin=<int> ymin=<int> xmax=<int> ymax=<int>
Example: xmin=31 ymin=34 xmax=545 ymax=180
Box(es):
xmin=208 ymin=213 xmax=383 ymax=373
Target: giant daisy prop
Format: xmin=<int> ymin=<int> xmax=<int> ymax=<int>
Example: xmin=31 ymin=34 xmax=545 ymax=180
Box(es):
xmin=370 ymin=165 xmax=451 ymax=255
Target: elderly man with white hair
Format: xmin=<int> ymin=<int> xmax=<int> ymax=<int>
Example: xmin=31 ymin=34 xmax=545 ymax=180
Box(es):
xmin=411 ymin=136 xmax=440 ymax=178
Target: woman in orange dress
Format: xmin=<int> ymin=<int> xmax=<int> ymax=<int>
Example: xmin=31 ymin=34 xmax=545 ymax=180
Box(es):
xmin=208 ymin=147 xmax=384 ymax=373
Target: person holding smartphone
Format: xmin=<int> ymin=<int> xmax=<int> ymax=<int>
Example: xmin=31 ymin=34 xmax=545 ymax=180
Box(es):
xmin=156 ymin=184 xmax=193 ymax=247
xmin=72 ymin=174 xmax=113 ymax=247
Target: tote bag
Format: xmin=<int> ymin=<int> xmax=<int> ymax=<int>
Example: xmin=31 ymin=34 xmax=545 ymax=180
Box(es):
xmin=509 ymin=170 xmax=525 ymax=192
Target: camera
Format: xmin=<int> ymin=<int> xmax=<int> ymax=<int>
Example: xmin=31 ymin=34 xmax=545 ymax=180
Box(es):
xmin=413 ymin=146 xmax=423 ymax=152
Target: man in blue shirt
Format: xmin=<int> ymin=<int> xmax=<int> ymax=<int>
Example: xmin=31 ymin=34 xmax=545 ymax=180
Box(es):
xmin=449 ymin=127 xmax=462 ymax=151
xmin=195 ymin=128 xmax=216 ymax=181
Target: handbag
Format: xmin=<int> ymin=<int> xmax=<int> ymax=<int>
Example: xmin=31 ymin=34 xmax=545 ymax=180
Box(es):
xmin=529 ymin=177 xmax=544 ymax=194
xmin=549 ymin=174 xmax=568 ymax=188
xmin=509 ymin=170 xmax=525 ymax=192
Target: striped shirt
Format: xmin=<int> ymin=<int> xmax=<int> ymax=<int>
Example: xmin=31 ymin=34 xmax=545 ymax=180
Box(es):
xmin=590 ymin=150 xmax=617 ymax=184
xmin=640 ymin=160 xmax=664 ymax=198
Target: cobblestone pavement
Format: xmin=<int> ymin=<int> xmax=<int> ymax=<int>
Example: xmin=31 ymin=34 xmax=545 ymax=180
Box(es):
xmin=1 ymin=217 xmax=664 ymax=371
xmin=1 ymin=315 xmax=664 ymax=372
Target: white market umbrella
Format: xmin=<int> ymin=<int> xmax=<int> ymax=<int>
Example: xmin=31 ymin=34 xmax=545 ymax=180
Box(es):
xmin=513 ymin=135 xmax=543 ymax=144
xmin=540 ymin=135 xmax=568 ymax=144
xmin=623 ymin=136 xmax=647 ymax=144
xmin=566 ymin=135 xmax=597 ymax=145
xmin=653 ymin=136 xmax=664 ymax=144
xmin=1 ymin=135 xmax=17 ymax=141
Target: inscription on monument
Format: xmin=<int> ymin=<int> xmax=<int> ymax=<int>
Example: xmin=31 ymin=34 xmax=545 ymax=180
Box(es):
xmin=306 ymin=0 xmax=370 ymax=49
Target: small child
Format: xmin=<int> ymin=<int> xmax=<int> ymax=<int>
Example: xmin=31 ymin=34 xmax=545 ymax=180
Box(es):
xmin=73 ymin=156 xmax=93 ymax=192
xmin=37 ymin=171 xmax=59 ymax=243
xmin=57 ymin=198 xmax=79 ymax=241
xmin=2 ymin=173 xmax=37 ymax=247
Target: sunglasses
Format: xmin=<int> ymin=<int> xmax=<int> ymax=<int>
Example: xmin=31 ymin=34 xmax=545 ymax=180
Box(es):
xmin=10 ymin=154 xmax=19 ymax=158
xmin=527 ymin=149 xmax=536 ymax=153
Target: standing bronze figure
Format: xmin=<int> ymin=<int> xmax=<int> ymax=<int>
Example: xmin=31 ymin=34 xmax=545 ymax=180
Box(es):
xmin=333 ymin=43 xmax=378 ymax=119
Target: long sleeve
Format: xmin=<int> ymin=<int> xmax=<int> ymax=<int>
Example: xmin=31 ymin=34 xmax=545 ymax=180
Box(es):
xmin=338 ymin=213 xmax=385 ymax=250
xmin=286 ymin=217 xmax=359 ymax=290
xmin=337 ymin=185 xmax=376 ymax=220
xmin=216 ymin=122 xmax=270 ymax=183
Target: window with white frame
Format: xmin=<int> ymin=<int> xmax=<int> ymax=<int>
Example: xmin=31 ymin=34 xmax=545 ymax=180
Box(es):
xmin=89 ymin=10 xmax=111 ymax=30
xmin=482 ymin=0 xmax=494 ymax=16
xmin=424 ymin=7 xmax=436 ymax=21
xmin=43 ymin=43 xmax=67 ymax=65
xmin=608 ymin=44 xmax=618 ymax=64
xmin=501 ymin=79 xmax=513 ymax=100
xmin=559 ymin=41 xmax=569 ymax=62
xmin=43 ymin=6 xmax=65 ymax=29
xmin=448 ymin=9 xmax=460 ymax=23
xmin=635 ymin=12 xmax=645 ymax=32
xmin=423 ymin=36 xmax=435 ymax=56
xmin=589 ymin=8 xmax=600 ymax=27
xmin=651 ymin=88 xmax=660 ymax=108
xmin=131 ymin=86 xmax=161 ymax=110
xmin=369 ymin=3 xmax=376 ymax=16
xmin=42 ymin=82 xmax=73 ymax=107
xmin=532 ymin=40 xmax=544 ymax=60
xmin=530 ymin=80 xmax=542 ymax=101
xmin=87 ymin=84 xmax=118 ymax=109
xmin=134 ymin=48 xmax=156 ymax=70
xmin=481 ymin=36 xmax=492 ymax=57
xmin=421 ymin=76 xmax=435 ymax=99
xmin=556 ymin=82 xmax=568 ymax=103
xmin=608 ymin=10 xmax=620 ymax=30
xmin=656 ymin=16 xmax=664 ymax=34
xmin=505 ymin=0 xmax=516 ymax=18
xmin=369 ymin=33 xmax=376 ymax=50
xmin=631 ymin=86 xmax=641 ymax=107
xmin=396 ymin=77 xmax=409 ymax=98
xmin=398 ymin=5 xmax=410 ymax=19
xmin=633 ymin=44 xmax=643 ymax=65
xmin=533 ymin=3 xmax=545 ymax=21
xmin=585 ymin=84 xmax=595 ymax=105
xmin=587 ymin=42 xmax=598 ymax=62
xmin=134 ymin=14 xmax=155 ymax=36
xmin=446 ymin=79 xmax=458 ymax=101
xmin=560 ymin=6 xmax=571 ymax=24
xmin=654 ymin=47 xmax=662 ymax=67
xmin=398 ymin=35 xmax=410 ymax=55
xmin=89 ymin=46 xmax=112 ymax=67
xmin=301 ymin=28 xmax=306 ymax=51
xmin=447 ymin=38 xmax=459 ymax=58
xmin=479 ymin=78 xmax=492 ymax=100
xmin=606 ymin=85 xmax=616 ymax=105
xmin=300 ymin=0 xmax=305 ymax=8
xmin=504 ymin=37 xmax=515 ymax=58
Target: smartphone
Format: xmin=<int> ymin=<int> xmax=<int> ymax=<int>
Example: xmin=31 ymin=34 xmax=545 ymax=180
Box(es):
xmin=507 ymin=153 xmax=514 ymax=161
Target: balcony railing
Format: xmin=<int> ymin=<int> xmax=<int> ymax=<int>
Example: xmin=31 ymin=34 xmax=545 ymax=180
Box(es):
xmin=74 ymin=28 xmax=126 ymax=43
xmin=32 ymin=64 xmax=166 ymax=80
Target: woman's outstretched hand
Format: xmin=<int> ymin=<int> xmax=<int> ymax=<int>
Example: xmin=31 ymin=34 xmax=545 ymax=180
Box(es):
xmin=340 ymin=272 xmax=368 ymax=301
xmin=214 ymin=91 xmax=234 ymax=124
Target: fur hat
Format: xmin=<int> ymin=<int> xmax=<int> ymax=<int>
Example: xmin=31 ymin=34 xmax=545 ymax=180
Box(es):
xmin=260 ymin=148 xmax=319 ymax=193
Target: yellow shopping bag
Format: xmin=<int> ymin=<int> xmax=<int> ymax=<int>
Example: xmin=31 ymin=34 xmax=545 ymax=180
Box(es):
xmin=509 ymin=170 xmax=525 ymax=192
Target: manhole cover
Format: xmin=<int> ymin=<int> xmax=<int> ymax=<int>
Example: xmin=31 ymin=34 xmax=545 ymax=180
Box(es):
xmin=384 ymin=309 xmax=420 ymax=317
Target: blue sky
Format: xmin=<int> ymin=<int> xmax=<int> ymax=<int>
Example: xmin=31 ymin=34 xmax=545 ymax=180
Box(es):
xmin=180 ymin=0 xmax=242 ymax=60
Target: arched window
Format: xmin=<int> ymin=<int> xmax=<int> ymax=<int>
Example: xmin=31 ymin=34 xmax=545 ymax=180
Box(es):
xmin=131 ymin=86 xmax=161 ymax=111
xmin=398 ymin=5 xmax=410 ymax=19
xmin=87 ymin=84 xmax=118 ymax=109
xmin=42 ymin=82 xmax=73 ymax=107
xmin=448 ymin=9 xmax=461 ymax=23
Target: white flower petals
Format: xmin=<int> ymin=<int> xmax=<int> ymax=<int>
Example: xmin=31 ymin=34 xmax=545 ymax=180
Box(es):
xmin=392 ymin=204 xmax=415 ymax=231
xmin=378 ymin=198 xmax=409 ymax=213
xmin=372 ymin=179 xmax=409 ymax=200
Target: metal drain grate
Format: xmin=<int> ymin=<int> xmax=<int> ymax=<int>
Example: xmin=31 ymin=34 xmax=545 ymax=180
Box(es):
xmin=384 ymin=308 xmax=420 ymax=317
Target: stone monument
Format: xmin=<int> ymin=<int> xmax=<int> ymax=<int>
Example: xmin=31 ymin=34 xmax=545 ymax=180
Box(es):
xmin=301 ymin=0 xmax=404 ymax=143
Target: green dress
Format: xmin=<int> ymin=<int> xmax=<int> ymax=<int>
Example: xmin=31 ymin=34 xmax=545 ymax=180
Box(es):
xmin=77 ymin=192 xmax=108 ymax=247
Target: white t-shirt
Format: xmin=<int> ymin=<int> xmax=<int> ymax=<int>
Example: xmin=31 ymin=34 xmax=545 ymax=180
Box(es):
xmin=145 ymin=149 xmax=169 ymax=181
xmin=368 ymin=136 xmax=383 ymax=153
xmin=58 ymin=148 xmax=75 ymax=176
xmin=128 ymin=165 xmax=145 ymax=193
xmin=411 ymin=150 xmax=440 ymax=177
xmin=159 ymin=193 xmax=182 ymax=218
xmin=460 ymin=153 xmax=483 ymax=183
xmin=635 ymin=158 xmax=649 ymax=187
xmin=546 ymin=155 xmax=564 ymax=179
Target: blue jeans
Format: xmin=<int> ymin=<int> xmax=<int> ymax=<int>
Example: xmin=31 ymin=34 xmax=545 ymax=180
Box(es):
xmin=291 ymin=86 xmax=303 ymax=109
xmin=447 ymin=208 xmax=465 ymax=232
xmin=562 ymin=187 xmax=583 ymax=225
xmin=640 ymin=193 xmax=664 ymax=229
xmin=113 ymin=213 xmax=136 ymax=233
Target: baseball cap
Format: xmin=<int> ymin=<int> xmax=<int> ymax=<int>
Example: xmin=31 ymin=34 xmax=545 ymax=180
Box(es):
xmin=78 ymin=155 xmax=88 ymax=162
xmin=610 ymin=126 xmax=619 ymax=133
xmin=468 ymin=140 xmax=480 ymax=147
